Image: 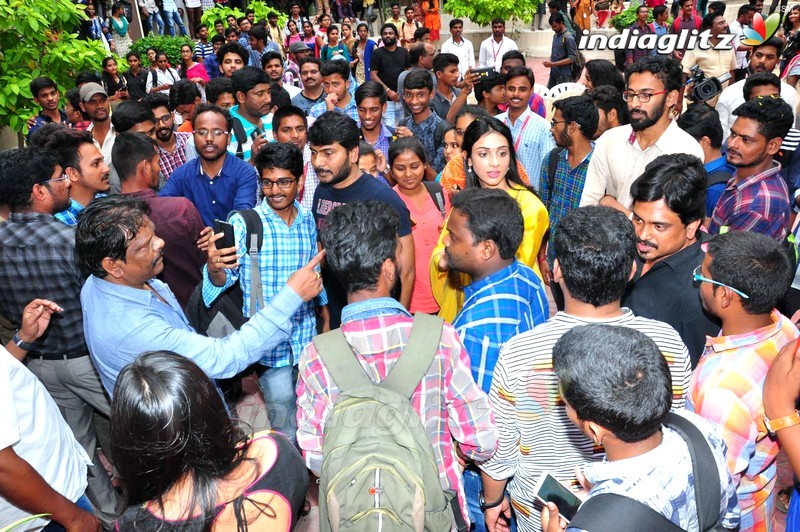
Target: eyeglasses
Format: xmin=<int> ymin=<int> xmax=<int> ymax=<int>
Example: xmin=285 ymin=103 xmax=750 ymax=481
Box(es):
xmin=260 ymin=177 xmax=298 ymax=189
xmin=692 ymin=265 xmax=750 ymax=299
xmin=41 ymin=174 xmax=69 ymax=185
xmin=155 ymin=113 xmax=173 ymax=124
xmin=621 ymin=90 xmax=668 ymax=103
xmin=551 ymin=119 xmax=567 ymax=127
xmin=194 ymin=128 xmax=228 ymax=138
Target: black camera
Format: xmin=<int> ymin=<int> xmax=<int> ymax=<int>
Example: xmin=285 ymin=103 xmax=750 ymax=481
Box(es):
xmin=687 ymin=65 xmax=731 ymax=102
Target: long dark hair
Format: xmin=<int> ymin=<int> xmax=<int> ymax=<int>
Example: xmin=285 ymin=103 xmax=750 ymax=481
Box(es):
xmin=111 ymin=351 xmax=254 ymax=528
xmin=461 ymin=116 xmax=535 ymax=195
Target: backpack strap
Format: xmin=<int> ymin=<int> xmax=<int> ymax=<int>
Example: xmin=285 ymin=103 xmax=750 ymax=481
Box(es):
xmin=423 ymin=181 xmax=447 ymax=219
xmin=545 ymin=147 xmax=565 ymax=206
xmin=380 ymin=313 xmax=444 ymax=399
xmin=231 ymin=117 xmax=248 ymax=160
xmin=313 ymin=329 xmax=375 ymax=393
xmin=231 ymin=209 xmax=265 ymax=313
xmin=568 ymin=493 xmax=684 ymax=532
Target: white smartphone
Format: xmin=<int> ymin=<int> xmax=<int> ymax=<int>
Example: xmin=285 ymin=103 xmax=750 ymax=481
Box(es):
xmin=533 ymin=472 xmax=583 ymax=523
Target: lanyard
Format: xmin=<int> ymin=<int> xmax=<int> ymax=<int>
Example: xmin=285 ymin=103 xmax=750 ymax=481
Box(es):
xmin=491 ymin=38 xmax=504 ymax=63
xmin=508 ymin=114 xmax=532 ymax=153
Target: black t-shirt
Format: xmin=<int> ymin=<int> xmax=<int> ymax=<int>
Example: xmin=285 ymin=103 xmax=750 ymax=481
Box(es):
xmin=369 ymin=46 xmax=411 ymax=92
xmin=312 ymin=173 xmax=413 ymax=327
xmin=124 ymin=69 xmax=148 ymax=101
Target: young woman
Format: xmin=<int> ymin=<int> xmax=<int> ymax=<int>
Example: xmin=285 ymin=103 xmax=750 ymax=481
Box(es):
xmin=108 ymin=3 xmax=132 ymax=56
xmin=302 ymin=20 xmax=317 ymax=57
xmin=100 ymin=57 xmax=128 ymax=103
xmin=111 ymin=351 xmax=309 ymax=531
xmin=341 ymin=23 xmax=357 ymax=51
xmin=438 ymin=126 xmax=460 ymax=180
xmin=391 ymin=137 xmax=450 ymax=315
xmin=571 ymin=0 xmax=593 ymax=32
xmin=422 ymin=0 xmax=441 ymax=42
xmin=178 ymin=43 xmax=209 ymax=85
xmin=352 ymin=22 xmax=376 ymax=83
xmin=583 ymin=58 xmax=625 ymax=91
xmin=285 ymin=19 xmax=302 ymax=50
xmin=320 ymin=24 xmax=351 ymax=61
xmin=782 ymin=5 xmax=800 ymax=75
xmin=315 ymin=14 xmax=332 ymax=58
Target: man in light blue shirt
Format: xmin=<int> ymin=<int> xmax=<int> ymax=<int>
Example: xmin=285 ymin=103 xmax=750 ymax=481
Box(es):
xmin=76 ymin=195 xmax=324 ymax=395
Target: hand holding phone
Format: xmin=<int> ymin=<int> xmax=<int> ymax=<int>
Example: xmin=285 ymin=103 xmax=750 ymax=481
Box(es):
xmin=472 ymin=66 xmax=496 ymax=78
xmin=208 ymin=219 xmax=239 ymax=275
xmin=213 ymin=219 xmax=236 ymax=250
xmin=534 ymin=473 xmax=583 ymax=523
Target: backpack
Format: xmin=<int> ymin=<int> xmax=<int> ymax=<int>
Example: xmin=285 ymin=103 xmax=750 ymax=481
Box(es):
xmin=544 ymin=147 xmax=566 ymax=208
xmin=423 ymin=181 xmax=447 ymax=219
xmin=231 ymin=117 xmax=257 ymax=161
xmin=562 ymin=35 xmax=585 ymax=82
xmin=568 ymin=412 xmax=728 ymax=532
xmin=313 ymin=314 xmax=468 ymax=532
xmin=185 ymin=209 xmax=264 ymax=337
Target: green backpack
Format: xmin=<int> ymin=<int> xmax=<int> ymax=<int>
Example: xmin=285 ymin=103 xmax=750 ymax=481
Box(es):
xmin=314 ymin=313 xmax=467 ymax=532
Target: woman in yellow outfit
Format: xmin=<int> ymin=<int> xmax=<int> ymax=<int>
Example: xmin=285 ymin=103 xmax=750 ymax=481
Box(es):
xmin=430 ymin=117 xmax=549 ymax=322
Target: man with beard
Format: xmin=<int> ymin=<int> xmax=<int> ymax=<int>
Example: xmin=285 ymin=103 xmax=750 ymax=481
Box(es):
xmin=309 ymin=111 xmax=414 ymax=328
xmin=716 ymin=38 xmax=797 ymax=141
xmin=79 ymin=83 xmax=116 ymax=167
xmin=227 ymin=67 xmax=274 ymax=162
xmin=369 ymin=23 xmax=411 ymax=128
xmin=143 ymin=93 xmax=197 ymax=180
xmin=272 ymin=106 xmax=319 ymax=211
xmin=292 ymin=57 xmax=326 ymax=115
xmin=27 ymin=77 xmax=67 ymax=142
xmin=708 ymin=96 xmax=793 ymax=240
xmin=544 ymin=13 xmax=576 ymax=89
xmin=580 ymin=56 xmax=704 ymax=216
xmin=0 ymin=148 xmax=122 ymax=525
xmin=622 ymin=154 xmax=721 ymax=366
xmin=478 ymin=19 xmax=518 ymax=72
xmin=159 ymin=104 xmax=258 ymax=226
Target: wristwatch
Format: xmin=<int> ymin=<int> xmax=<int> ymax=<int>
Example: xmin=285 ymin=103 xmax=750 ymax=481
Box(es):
xmin=12 ymin=332 xmax=35 ymax=351
xmin=763 ymin=411 xmax=800 ymax=436
xmin=479 ymin=490 xmax=505 ymax=511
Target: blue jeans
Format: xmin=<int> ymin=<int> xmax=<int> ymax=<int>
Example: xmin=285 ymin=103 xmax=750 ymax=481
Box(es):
xmin=42 ymin=494 xmax=93 ymax=531
xmin=163 ymin=10 xmax=188 ymax=37
xmin=463 ymin=466 xmax=516 ymax=532
xmin=257 ymin=364 xmax=298 ymax=445
xmin=787 ymin=485 xmax=800 ymax=531
xmin=148 ymin=12 xmax=164 ymax=35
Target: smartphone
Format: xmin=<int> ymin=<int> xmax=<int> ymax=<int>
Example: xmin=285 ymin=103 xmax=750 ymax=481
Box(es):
xmin=533 ymin=472 xmax=583 ymax=523
xmin=213 ymin=219 xmax=236 ymax=250
xmin=472 ymin=66 xmax=496 ymax=78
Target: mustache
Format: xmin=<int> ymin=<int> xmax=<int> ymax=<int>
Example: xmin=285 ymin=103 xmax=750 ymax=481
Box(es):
xmin=637 ymin=237 xmax=658 ymax=249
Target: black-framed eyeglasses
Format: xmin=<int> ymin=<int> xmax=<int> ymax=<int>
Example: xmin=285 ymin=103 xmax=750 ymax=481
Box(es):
xmin=155 ymin=113 xmax=173 ymax=124
xmin=260 ymin=177 xmax=298 ymax=189
xmin=551 ymin=119 xmax=567 ymax=127
xmin=621 ymin=90 xmax=668 ymax=103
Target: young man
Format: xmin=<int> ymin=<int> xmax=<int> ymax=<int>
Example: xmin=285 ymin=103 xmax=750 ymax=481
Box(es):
xmin=728 ymin=5 xmax=757 ymax=81
xmin=396 ymin=42 xmax=437 ymax=116
xmin=689 ymin=230 xmax=797 ymax=531
xmin=356 ymin=81 xmax=394 ymax=165
xmin=261 ymin=51 xmax=302 ymax=99
xmin=247 ymin=25 xmax=278 ymax=69
xmin=626 ymin=6 xmax=655 ymax=66
xmin=432 ymin=52 xmax=473 ymax=123
xmin=370 ymin=23 xmax=411 ymax=128
xmin=309 ymin=59 xmax=359 ymax=124
xmin=670 ymin=0 xmax=702 ymax=60
xmin=145 ymin=51 xmax=179 ymax=95
xmin=587 ymin=85 xmax=627 ymax=137
xmin=496 ymin=66 xmax=555 ymax=190
xmin=708 ymin=96 xmax=793 ymax=240
xmin=544 ymin=13 xmax=576 ymax=88
xmin=237 ymin=16 xmax=251 ymax=48
xmin=387 ymin=2 xmax=404 ymax=30
xmin=399 ymin=6 xmax=420 ymax=49
xmin=170 ymin=79 xmax=202 ymax=133
xmin=203 ymin=34 xmax=226 ymax=80
xmin=273 ymin=106 xmax=319 ymax=211
xmin=216 ymin=41 xmax=248 ymax=78
xmin=500 ymin=50 xmax=547 ymax=119
xmin=397 ymin=70 xmax=447 ymax=175
xmin=227 ymin=67 xmax=274 ymax=162
xmin=543 ymin=324 xmax=738 ymax=531
xmin=205 ymin=76 xmax=236 ymax=109
xmin=80 ymin=82 xmax=116 ymax=166
xmin=224 ymin=25 xmax=239 ymax=44
xmin=479 ymin=206 xmax=693 ymax=532
xmin=266 ymin=12 xmax=283 ymax=53
xmin=296 ymin=200 xmax=497 ymax=528
xmin=114 ymin=132 xmax=205 ymax=308
xmin=292 ymin=57 xmax=326 ymax=115
xmin=194 ymin=24 xmax=215 ymax=61
xmin=580 ymin=56 xmax=704 ymax=215
xmin=308 ymin=111 xmax=414 ymax=328
xmin=285 ymin=2 xmax=309 ymax=35
xmin=440 ymin=18 xmax=475 ymax=79
xmin=285 ymin=42 xmax=312 ymax=88
xmin=475 ymin=72 xmax=506 ymax=117
xmin=547 ymin=0 xmax=576 ymax=36
xmin=478 ymin=19 xmax=518 ymax=72
xmin=27 ymin=77 xmax=67 ymax=141
xmin=159 ymin=104 xmax=258 ymax=226
xmin=143 ymin=92 xmax=196 ymax=179
xmin=414 ymin=26 xmax=432 ymax=44
xmin=622 ymin=154 xmax=721 ymax=366
xmin=123 ymin=52 xmax=149 ymax=100
xmin=205 ymin=142 xmax=329 ymax=444
xmin=64 ymin=88 xmax=91 ymax=131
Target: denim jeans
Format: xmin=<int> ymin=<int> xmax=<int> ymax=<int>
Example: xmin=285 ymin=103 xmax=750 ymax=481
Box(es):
xmin=463 ymin=466 xmax=517 ymax=532
xmin=257 ymin=364 xmax=299 ymax=445
xmin=148 ymin=12 xmax=164 ymax=35
xmin=42 ymin=494 xmax=93 ymax=531
xmin=163 ymin=10 xmax=188 ymax=37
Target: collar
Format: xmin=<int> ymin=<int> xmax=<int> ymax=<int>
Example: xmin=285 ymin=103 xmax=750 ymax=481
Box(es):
xmin=38 ymin=109 xmax=68 ymax=123
xmin=257 ymin=199 xmax=306 ymax=223
xmin=626 ymin=120 xmax=678 ymax=150
xmin=90 ymin=275 xmax=168 ymax=306
xmin=729 ymin=160 xmax=782 ymax=191
xmin=196 ymin=154 xmax=230 ymax=179
xmin=504 ymin=105 xmax=533 ymax=127
xmin=8 ymin=211 xmax=57 ymax=223
xmin=706 ymin=309 xmax=784 ymax=352
xmin=632 ymin=236 xmax=704 ymax=280
xmin=124 ymin=189 xmax=158 ymax=200
xmin=705 ymin=155 xmax=734 ymax=174
xmin=464 ymin=261 xmax=519 ymax=298
xmin=582 ymin=426 xmax=676 ymax=486
xmin=341 ymin=297 xmax=411 ymax=323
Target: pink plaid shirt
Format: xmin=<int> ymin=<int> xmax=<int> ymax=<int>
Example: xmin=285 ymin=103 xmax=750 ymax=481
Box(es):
xmin=296 ymin=301 xmax=498 ymax=522
xmin=158 ymin=132 xmax=193 ymax=180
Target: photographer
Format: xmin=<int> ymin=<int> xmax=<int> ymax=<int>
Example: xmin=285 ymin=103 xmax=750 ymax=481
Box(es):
xmin=680 ymin=12 xmax=736 ymax=106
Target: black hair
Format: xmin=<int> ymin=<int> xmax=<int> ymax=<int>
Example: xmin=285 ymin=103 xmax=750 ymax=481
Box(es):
xmin=547 ymin=0 xmax=561 ymax=8
xmin=553 ymin=95 xmax=599 ymax=139
xmin=75 ymin=71 xmax=102 ymax=86
xmin=111 ymin=100 xmax=156 ymax=133
xmin=32 ymin=126 xmax=94 ymax=173
xmin=358 ymin=140 xmax=375 ymax=158
xmin=404 ymin=69 xmax=434 ymax=92
xmin=216 ymin=42 xmax=248 ymax=67
xmin=260 ymin=50 xmax=283 ymax=69
xmin=450 ymin=18 xmax=463 ymax=28
xmin=414 ymin=27 xmax=430 ymax=40
xmin=231 ymin=66 xmax=270 ymax=96
xmin=785 ymin=5 xmax=800 ymax=32
xmin=320 ymin=59 xmax=351 ymax=80
xmin=249 ymin=24 xmax=268 ymax=44
xmin=701 ymin=11 xmax=724 ymax=30
xmin=196 ymin=23 xmax=208 ymax=33
xmin=754 ymin=36 xmax=785 ymax=56
xmin=320 ymin=201 xmax=400 ymax=294
xmin=30 ymin=77 xmax=57 ymax=99
xmin=625 ymin=55 xmax=683 ymax=94
xmin=112 ymin=132 xmax=159 ymax=182
xmin=0 ymin=148 xmax=61 ymax=211
xmin=630 ymin=153 xmax=707 ymax=225
xmin=587 ymin=86 xmax=629 ymax=124
xmin=143 ymin=92 xmax=173 ymax=112
xmin=462 ymin=117 xmax=532 ymax=194
xmin=676 ymin=102 xmax=723 ymax=148
xmin=549 ymin=12 xmax=566 ymax=24
xmin=476 ymin=72 xmax=506 ymax=103
xmin=433 ymin=52 xmax=459 ymax=74
xmin=501 ymin=50 xmax=526 ymax=66
xmin=205 ymin=76 xmax=234 ymax=105
xmin=308 ymin=111 xmax=360 ymax=151
xmin=300 ymin=56 xmax=322 ymax=70
xmin=553 ymin=324 xmax=672 ymax=443
xmin=246 ymin=8 xmax=255 ymax=15
xmin=270 ymin=84 xmax=291 ymax=109
xmin=491 ymin=18 xmax=505 ymax=25
xmin=738 ymin=4 xmax=757 ymax=16
xmin=355 ymin=80 xmax=387 ymax=106
xmin=224 ymin=26 xmax=238 ymax=38
xmin=552 ymin=206 xmax=636 ymax=305
xmin=75 ymin=195 xmax=150 ymax=278
xmin=211 ymin=33 xmax=225 ymax=44
xmin=380 ymin=22 xmax=398 ymax=35
xmin=454 ymin=105 xmax=490 ymax=124
xmin=388 ymin=136 xmax=427 ymax=166
xmin=126 ymin=51 xmax=141 ymax=62
xmin=585 ymin=59 xmax=625 ymax=92
xmin=254 ymin=142 xmax=304 ymax=179
xmin=169 ymin=79 xmax=202 ymax=109
xmin=504 ymin=65 xmax=535 ymax=87
xmin=191 ymin=103 xmax=234 ymax=132
xmin=450 ymin=187 xmax=524 ymax=259
xmin=326 ymin=24 xmax=339 ymax=35
xmin=409 ymin=43 xmax=427 ymax=65
xmin=732 ymin=96 xmax=794 ymax=142
xmin=236 ymin=16 xmax=247 ymax=25
xmin=155 ymin=51 xmax=168 ymax=62
xmin=707 ymin=231 xmax=793 ymax=314
xmin=707 ymin=0 xmax=726 ymax=14
xmin=65 ymin=88 xmax=87 ymax=120
xmin=272 ymin=105 xmax=308 ymax=131
xmin=653 ymin=5 xmax=668 ymax=16
xmin=743 ymin=71 xmax=781 ymax=101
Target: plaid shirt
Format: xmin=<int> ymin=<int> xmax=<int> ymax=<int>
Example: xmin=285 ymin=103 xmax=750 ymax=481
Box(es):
xmin=296 ymin=297 xmax=498 ymax=523
xmin=0 ymin=213 xmax=87 ymax=356
xmin=687 ymin=310 xmax=799 ymax=531
xmin=453 ymin=261 xmax=549 ymax=393
xmin=399 ymin=112 xmax=447 ymax=173
xmin=158 ymin=132 xmax=193 ymax=180
xmin=308 ymin=96 xmax=360 ymax=126
xmin=627 ymin=21 xmax=655 ymax=65
xmin=54 ymin=198 xmax=85 ymax=226
xmin=299 ymin=145 xmax=319 ymax=212
xmin=202 ymin=201 xmax=327 ymax=368
xmin=708 ymin=162 xmax=791 ymax=240
xmin=361 ymin=123 xmax=394 ymax=163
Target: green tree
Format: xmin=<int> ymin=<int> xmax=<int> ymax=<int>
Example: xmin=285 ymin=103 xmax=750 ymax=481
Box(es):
xmin=201 ymin=1 xmax=287 ymax=31
xmin=444 ymin=0 xmax=539 ymax=27
xmin=0 ymin=0 xmax=109 ymax=134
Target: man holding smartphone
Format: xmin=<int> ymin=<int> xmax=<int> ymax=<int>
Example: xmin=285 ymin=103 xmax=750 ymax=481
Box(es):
xmin=228 ymin=67 xmax=274 ymax=163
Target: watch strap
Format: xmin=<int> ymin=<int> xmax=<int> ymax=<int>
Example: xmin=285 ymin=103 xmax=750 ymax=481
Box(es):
xmin=764 ymin=411 xmax=800 ymax=434
xmin=12 ymin=332 xmax=35 ymax=351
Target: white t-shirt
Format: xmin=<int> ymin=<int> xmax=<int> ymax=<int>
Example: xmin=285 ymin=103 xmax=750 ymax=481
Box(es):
xmin=478 ymin=36 xmax=518 ymax=72
xmin=440 ymin=37 xmax=476 ymax=78
xmin=282 ymin=83 xmax=302 ymax=99
xmin=0 ymin=348 xmax=91 ymax=529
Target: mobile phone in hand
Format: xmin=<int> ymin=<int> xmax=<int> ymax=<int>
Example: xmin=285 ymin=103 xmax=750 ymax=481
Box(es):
xmin=212 ymin=219 xmax=236 ymax=250
xmin=534 ymin=472 xmax=583 ymax=523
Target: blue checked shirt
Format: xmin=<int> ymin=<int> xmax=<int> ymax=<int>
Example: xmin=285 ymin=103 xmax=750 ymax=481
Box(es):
xmin=399 ymin=112 xmax=447 ymax=173
xmin=54 ymin=194 xmax=107 ymax=226
xmin=497 ymin=107 xmax=556 ymax=192
xmin=453 ymin=260 xmax=549 ymax=393
xmin=201 ymin=200 xmax=328 ymax=368
xmin=362 ymin=123 xmax=394 ymax=162
xmin=308 ymin=97 xmax=360 ymax=126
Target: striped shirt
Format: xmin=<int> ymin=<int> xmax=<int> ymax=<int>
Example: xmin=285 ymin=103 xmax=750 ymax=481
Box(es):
xmin=497 ymin=107 xmax=556 ymax=192
xmin=194 ymin=41 xmax=215 ymax=60
xmin=299 ymin=144 xmax=319 ymax=212
xmin=296 ymin=297 xmax=498 ymax=522
xmin=453 ymin=260 xmax=549 ymax=394
xmin=687 ymin=310 xmax=799 ymax=532
xmin=478 ymin=309 xmax=693 ymax=532
xmin=201 ymin=200 xmax=327 ymax=368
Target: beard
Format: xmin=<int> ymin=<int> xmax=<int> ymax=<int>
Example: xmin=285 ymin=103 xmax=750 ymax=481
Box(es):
xmin=382 ymin=36 xmax=397 ymax=47
xmin=629 ymin=97 xmax=666 ymax=132
xmin=316 ymin=161 xmax=352 ymax=185
xmin=555 ymin=130 xmax=572 ymax=148
xmin=156 ymin=127 xmax=173 ymax=142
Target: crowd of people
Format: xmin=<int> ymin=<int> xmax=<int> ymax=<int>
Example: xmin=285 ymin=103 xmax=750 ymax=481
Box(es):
xmin=6 ymin=0 xmax=800 ymax=531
